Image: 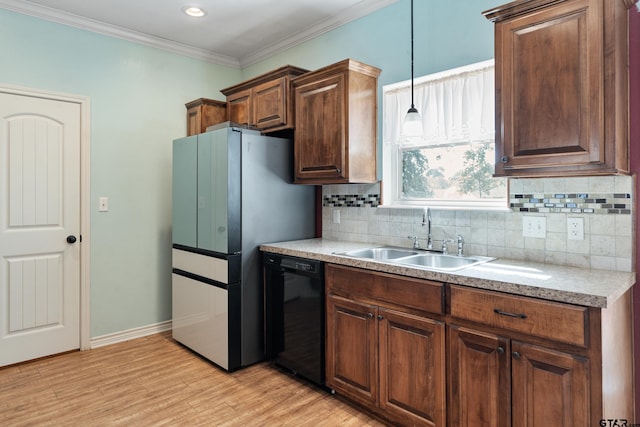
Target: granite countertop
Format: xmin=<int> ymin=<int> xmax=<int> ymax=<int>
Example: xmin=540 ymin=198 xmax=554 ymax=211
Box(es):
xmin=260 ymin=238 xmax=636 ymax=308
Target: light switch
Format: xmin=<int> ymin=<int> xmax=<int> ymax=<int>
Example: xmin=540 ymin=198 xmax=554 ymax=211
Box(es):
xmin=98 ymin=197 xmax=109 ymax=212
xmin=522 ymin=216 xmax=546 ymax=238
xmin=333 ymin=209 xmax=341 ymax=224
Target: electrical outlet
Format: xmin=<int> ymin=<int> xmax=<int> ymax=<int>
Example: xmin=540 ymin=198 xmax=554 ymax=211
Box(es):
xmin=567 ymin=217 xmax=584 ymax=240
xmin=332 ymin=209 xmax=341 ymax=224
xmin=522 ymin=216 xmax=546 ymax=238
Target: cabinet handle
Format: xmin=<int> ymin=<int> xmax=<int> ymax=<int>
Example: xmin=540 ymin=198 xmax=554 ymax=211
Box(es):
xmin=512 ymin=351 xmax=521 ymax=360
xmin=302 ymin=165 xmax=342 ymax=174
xmin=368 ymin=312 xmax=374 ymax=318
xmin=497 ymin=346 xmax=505 ymax=355
xmin=493 ymin=308 xmax=527 ymax=319
xmin=501 ymin=156 xmax=508 ymax=163
xmin=377 ymin=315 xmax=384 ymax=321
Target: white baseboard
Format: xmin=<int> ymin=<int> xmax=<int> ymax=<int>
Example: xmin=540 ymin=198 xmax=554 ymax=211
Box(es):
xmin=90 ymin=320 xmax=172 ymax=349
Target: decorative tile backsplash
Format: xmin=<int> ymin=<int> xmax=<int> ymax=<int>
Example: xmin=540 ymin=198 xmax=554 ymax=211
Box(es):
xmin=323 ymin=193 xmax=380 ymax=208
xmin=322 ymin=176 xmax=635 ymax=272
xmin=510 ymin=193 xmax=631 ymax=214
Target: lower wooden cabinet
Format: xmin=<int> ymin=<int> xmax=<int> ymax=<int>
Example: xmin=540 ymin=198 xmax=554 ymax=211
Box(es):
xmin=326 ymin=295 xmax=378 ymax=407
xmin=511 ymin=341 xmax=589 ymax=427
xmin=325 ymin=264 xmax=633 ymax=426
xmin=448 ymin=325 xmax=510 ymax=427
xmin=448 ymin=325 xmax=590 ymax=427
xmin=448 ymin=284 xmax=633 ymax=426
xmin=379 ymin=308 xmax=446 ymax=426
xmin=326 ymin=265 xmax=446 ymax=426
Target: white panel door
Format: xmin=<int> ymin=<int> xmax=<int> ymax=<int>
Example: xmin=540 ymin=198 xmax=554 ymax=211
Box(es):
xmin=0 ymin=91 xmax=81 ymax=366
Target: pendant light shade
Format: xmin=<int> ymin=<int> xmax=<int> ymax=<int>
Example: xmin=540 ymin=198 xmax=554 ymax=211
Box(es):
xmin=402 ymin=0 xmax=423 ymax=138
xmin=403 ymin=106 xmax=423 ymax=137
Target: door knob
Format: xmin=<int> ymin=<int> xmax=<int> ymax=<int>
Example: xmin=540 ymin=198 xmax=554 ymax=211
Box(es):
xmin=66 ymin=235 xmax=77 ymax=244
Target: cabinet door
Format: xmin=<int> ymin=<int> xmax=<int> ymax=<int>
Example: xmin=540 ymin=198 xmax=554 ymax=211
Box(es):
xmin=379 ymin=308 xmax=446 ymax=427
xmin=186 ymin=105 xmax=202 ymax=137
xmin=227 ymin=89 xmax=252 ymax=126
xmin=325 ymin=294 xmax=378 ymax=407
xmin=294 ymin=73 xmax=347 ymax=182
xmin=448 ymin=325 xmax=510 ymax=427
xmin=494 ymin=0 xmax=603 ymax=176
xmin=253 ymin=77 xmax=287 ymax=131
xmin=511 ymin=341 xmax=589 ymax=427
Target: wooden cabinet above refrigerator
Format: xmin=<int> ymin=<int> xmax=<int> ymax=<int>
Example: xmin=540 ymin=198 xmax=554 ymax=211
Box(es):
xmin=220 ymin=65 xmax=308 ymax=133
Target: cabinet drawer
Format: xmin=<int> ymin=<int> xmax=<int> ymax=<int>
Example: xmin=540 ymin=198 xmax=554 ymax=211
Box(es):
xmin=449 ymin=285 xmax=588 ymax=347
xmin=326 ymin=264 xmax=444 ymax=315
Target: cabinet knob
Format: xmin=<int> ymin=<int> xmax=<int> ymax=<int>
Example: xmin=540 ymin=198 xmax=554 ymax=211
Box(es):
xmin=336 ymin=168 xmax=342 ymax=174
xmin=377 ymin=315 xmax=384 ymax=321
xmin=497 ymin=346 xmax=505 ymax=355
xmin=501 ymin=156 xmax=508 ymax=164
xmin=368 ymin=312 xmax=374 ymax=318
xmin=512 ymin=351 xmax=521 ymax=360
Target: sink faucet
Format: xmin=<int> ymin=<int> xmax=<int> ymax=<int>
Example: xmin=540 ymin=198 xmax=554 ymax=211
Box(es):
xmin=422 ymin=207 xmax=433 ymax=250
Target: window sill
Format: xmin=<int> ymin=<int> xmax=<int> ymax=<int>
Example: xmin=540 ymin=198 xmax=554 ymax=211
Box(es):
xmin=378 ymin=201 xmax=511 ymax=212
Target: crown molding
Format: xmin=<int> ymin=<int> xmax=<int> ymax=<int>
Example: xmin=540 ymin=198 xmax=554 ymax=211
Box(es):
xmin=1 ymin=0 xmax=399 ymax=70
xmin=0 ymin=0 xmax=241 ymax=68
xmin=239 ymin=0 xmax=400 ymax=68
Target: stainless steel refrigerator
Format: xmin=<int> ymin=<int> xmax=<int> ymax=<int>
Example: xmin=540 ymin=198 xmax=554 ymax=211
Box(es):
xmin=171 ymin=122 xmax=315 ymax=371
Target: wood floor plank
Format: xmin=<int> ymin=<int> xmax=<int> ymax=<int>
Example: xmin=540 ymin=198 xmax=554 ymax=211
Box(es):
xmin=0 ymin=332 xmax=387 ymax=426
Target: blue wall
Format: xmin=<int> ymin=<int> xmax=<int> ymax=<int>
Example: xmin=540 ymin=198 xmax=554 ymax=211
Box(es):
xmin=0 ymin=0 xmax=502 ymax=338
xmin=0 ymin=9 xmax=240 ymax=337
xmin=245 ymin=0 xmax=502 ymax=85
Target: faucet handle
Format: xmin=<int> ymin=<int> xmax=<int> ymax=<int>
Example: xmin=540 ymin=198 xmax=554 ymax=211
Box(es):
xmin=441 ymin=238 xmax=455 ymax=255
xmin=407 ymin=236 xmax=420 ymax=249
xmin=456 ymin=235 xmax=464 ymax=256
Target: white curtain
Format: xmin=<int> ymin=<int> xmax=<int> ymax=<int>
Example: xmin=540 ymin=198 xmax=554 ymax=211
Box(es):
xmin=383 ymin=59 xmax=495 ymax=147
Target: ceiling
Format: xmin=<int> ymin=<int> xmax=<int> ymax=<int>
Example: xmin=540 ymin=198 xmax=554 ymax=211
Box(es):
xmin=0 ymin=0 xmax=399 ymax=68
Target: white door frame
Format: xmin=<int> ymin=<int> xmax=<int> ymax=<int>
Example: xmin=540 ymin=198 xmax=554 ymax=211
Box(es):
xmin=1 ymin=83 xmax=91 ymax=351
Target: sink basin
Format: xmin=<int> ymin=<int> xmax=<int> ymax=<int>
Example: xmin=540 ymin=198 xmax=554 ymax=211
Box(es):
xmin=335 ymin=246 xmax=494 ymax=272
xmin=339 ymin=247 xmax=419 ymax=260
xmin=395 ymin=254 xmax=494 ymax=271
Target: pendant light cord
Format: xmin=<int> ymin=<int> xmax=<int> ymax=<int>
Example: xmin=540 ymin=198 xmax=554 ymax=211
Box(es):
xmin=410 ymin=0 xmax=415 ymax=110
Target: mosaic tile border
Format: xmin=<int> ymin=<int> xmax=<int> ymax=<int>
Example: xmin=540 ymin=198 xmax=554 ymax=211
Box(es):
xmin=323 ymin=193 xmax=380 ymax=208
xmin=510 ymin=192 xmax=631 ymax=214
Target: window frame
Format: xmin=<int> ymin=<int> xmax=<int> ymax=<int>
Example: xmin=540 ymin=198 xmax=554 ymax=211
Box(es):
xmin=381 ymin=60 xmax=509 ymax=211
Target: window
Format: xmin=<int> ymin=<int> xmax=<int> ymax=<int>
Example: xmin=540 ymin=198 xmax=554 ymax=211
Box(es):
xmin=382 ymin=60 xmax=507 ymax=209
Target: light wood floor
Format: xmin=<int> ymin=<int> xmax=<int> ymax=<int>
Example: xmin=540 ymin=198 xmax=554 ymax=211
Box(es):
xmin=1 ymin=332 xmax=387 ymax=426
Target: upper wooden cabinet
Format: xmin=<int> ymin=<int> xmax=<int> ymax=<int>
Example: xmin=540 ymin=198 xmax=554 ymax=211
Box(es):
xmin=185 ymin=98 xmax=227 ymax=136
xmin=220 ymin=65 xmax=308 ymax=133
xmin=484 ymin=0 xmax=637 ymax=177
xmin=292 ymin=59 xmax=380 ymax=184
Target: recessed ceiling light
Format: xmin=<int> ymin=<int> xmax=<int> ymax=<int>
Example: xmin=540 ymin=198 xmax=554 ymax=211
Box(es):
xmin=183 ymin=6 xmax=207 ymax=17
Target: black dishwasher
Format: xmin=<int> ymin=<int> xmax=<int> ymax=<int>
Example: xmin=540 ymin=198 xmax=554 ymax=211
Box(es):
xmin=264 ymin=252 xmax=325 ymax=388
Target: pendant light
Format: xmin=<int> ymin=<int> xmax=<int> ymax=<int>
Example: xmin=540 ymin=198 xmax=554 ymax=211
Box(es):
xmin=402 ymin=0 xmax=423 ymax=138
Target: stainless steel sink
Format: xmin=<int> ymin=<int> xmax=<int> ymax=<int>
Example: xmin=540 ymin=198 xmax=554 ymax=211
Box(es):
xmin=336 ymin=246 xmax=494 ymax=272
xmin=395 ymin=253 xmax=494 ymax=271
xmin=340 ymin=247 xmax=419 ymax=260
